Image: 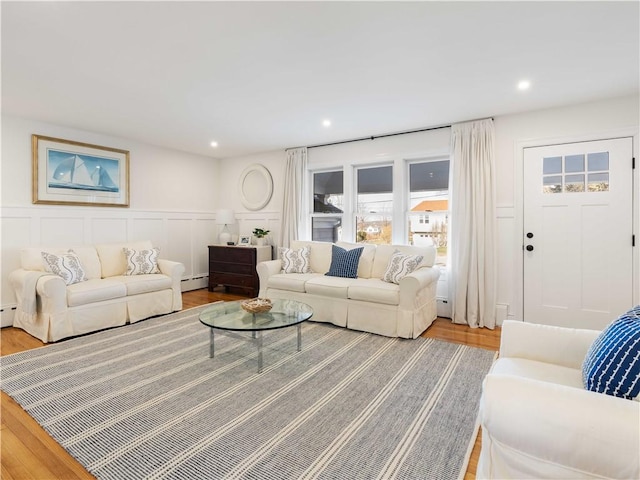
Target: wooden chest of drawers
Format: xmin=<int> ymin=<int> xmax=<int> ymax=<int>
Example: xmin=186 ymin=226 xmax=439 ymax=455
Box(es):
xmin=208 ymin=245 xmax=272 ymax=297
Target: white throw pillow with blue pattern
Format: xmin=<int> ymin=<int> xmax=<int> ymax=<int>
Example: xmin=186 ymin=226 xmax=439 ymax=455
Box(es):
xmin=123 ymin=247 xmax=161 ymax=275
xmin=279 ymin=246 xmax=311 ymax=274
xmin=41 ymin=250 xmax=87 ymax=285
xmin=582 ymin=305 xmax=640 ymax=401
xmin=382 ymin=250 xmax=424 ymax=284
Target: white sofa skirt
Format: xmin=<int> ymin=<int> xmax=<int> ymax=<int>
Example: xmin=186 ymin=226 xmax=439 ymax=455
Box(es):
xmin=265 ymin=281 xmax=437 ymax=339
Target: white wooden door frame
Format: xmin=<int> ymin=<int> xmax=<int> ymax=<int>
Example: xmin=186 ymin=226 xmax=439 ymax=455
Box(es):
xmin=513 ymin=128 xmax=639 ymax=321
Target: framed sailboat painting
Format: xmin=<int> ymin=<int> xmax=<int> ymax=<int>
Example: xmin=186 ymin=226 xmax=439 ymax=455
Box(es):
xmin=32 ymin=135 xmax=130 ymax=207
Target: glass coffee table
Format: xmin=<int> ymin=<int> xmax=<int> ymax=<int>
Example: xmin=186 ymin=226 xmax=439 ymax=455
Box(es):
xmin=199 ymin=299 xmax=313 ymax=373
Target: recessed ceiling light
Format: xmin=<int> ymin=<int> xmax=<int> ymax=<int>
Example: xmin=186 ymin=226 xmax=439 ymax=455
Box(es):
xmin=210 ymin=141 xmax=218 ymax=147
xmin=517 ymin=80 xmax=531 ymax=91
xmin=322 ymin=119 xmax=331 ymax=127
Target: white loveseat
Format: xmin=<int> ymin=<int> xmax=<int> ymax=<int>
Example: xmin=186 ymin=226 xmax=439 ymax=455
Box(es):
xmin=478 ymin=320 xmax=640 ymax=479
xmin=9 ymin=241 xmax=185 ymax=343
xmin=257 ymin=240 xmax=440 ymax=339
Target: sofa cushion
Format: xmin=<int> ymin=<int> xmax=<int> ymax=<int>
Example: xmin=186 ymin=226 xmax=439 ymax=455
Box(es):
xmin=66 ymin=279 xmax=127 ymax=307
xmin=268 ymin=273 xmax=319 ymax=293
xmin=279 ymin=246 xmax=311 ymax=273
xmin=492 ymin=358 xmax=584 ymax=390
xmin=41 ymin=250 xmax=87 ymax=285
xmin=305 ymin=276 xmax=359 ymax=299
xmin=110 ymin=274 xmax=172 ymax=295
xmin=348 ymin=279 xmax=400 ymax=306
xmin=123 ymin=247 xmax=161 ymax=275
xmin=325 ymin=245 xmax=363 ymax=279
xmin=382 ymin=250 xmax=424 ymax=284
xmin=21 ymin=246 xmax=102 ymax=280
xmin=336 ymin=242 xmax=376 ymax=278
xmin=95 ymin=241 xmax=153 ymax=278
xmin=582 ymin=305 xmax=640 ymax=400
xmin=372 ymin=244 xmax=436 ymax=278
xmin=291 ymin=240 xmax=333 ymax=274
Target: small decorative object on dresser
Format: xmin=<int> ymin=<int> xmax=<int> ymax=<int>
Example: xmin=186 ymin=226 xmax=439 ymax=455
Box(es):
xmin=208 ymin=244 xmax=272 ymax=297
xmin=252 ymin=228 xmax=270 ymax=246
xmin=238 ymin=235 xmax=251 ymax=246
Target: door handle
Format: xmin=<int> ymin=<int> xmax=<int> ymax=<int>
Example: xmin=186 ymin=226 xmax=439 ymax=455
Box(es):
xmin=526 ymin=245 xmax=534 ymax=252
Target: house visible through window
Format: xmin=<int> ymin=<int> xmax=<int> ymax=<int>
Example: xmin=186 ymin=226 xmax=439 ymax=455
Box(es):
xmin=356 ymin=165 xmax=393 ymax=244
xmin=408 ymin=159 xmax=449 ymax=266
xmin=311 ymin=170 xmax=343 ymax=242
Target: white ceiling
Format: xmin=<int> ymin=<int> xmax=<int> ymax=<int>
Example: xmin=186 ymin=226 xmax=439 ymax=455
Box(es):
xmin=2 ymin=1 xmax=638 ymax=160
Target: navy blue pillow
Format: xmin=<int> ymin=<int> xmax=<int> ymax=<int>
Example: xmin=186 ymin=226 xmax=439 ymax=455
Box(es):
xmin=325 ymin=245 xmax=364 ymax=279
xmin=582 ymin=305 xmax=640 ymax=400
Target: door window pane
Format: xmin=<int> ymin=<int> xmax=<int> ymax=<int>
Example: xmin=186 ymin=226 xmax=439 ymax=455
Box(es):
xmin=565 ymin=154 xmax=585 ymax=173
xmin=543 ymin=176 xmax=562 ymax=194
xmin=543 ymin=157 xmax=562 ymax=174
xmin=588 ymin=173 xmax=609 ymax=192
xmin=565 ymin=174 xmax=585 ymax=192
xmin=588 ymin=152 xmax=609 ymax=171
xmin=356 ymin=166 xmax=392 ymax=244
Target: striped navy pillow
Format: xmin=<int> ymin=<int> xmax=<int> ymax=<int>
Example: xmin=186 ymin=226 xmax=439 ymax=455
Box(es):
xmin=325 ymin=245 xmax=363 ymax=279
xmin=582 ymin=305 xmax=640 ymax=400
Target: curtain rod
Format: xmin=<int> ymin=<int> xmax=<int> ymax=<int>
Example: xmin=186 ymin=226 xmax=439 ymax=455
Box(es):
xmin=304 ymin=116 xmax=493 ymax=150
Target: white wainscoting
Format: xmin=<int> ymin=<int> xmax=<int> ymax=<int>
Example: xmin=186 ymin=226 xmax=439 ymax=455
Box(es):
xmin=0 ymin=206 xmax=283 ymax=328
xmin=496 ymin=205 xmax=517 ymax=322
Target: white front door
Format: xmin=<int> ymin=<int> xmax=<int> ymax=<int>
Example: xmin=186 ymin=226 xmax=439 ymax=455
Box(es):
xmin=523 ymin=138 xmax=634 ymax=329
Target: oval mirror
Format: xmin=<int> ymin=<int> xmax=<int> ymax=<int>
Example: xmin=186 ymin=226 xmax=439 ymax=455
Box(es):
xmin=238 ymin=164 xmax=273 ymax=211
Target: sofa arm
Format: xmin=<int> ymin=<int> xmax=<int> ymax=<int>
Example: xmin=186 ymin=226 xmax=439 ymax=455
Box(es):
xmin=9 ymin=269 xmax=64 ymax=313
xmin=398 ymin=266 xmax=440 ymax=309
xmin=157 ymin=259 xmax=185 ymax=310
xmin=500 ymin=320 xmax=600 ymax=369
xmin=157 ymin=259 xmax=185 ymax=281
xmin=257 ymin=259 xmax=281 ymax=297
xmin=480 ymin=374 xmax=640 ymax=479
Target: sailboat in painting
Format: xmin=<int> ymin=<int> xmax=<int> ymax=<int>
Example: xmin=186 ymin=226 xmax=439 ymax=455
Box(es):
xmin=48 ymin=155 xmax=119 ymax=192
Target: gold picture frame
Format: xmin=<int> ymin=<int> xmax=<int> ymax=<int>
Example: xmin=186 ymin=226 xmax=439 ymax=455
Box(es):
xmin=32 ymin=134 xmax=130 ymax=207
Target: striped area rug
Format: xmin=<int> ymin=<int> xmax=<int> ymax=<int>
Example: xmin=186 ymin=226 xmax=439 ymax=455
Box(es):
xmin=1 ymin=305 xmax=496 ymax=480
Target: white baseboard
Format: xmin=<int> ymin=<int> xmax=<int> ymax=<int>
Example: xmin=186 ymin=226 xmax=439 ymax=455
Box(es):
xmin=496 ymin=303 xmax=508 ymax=326
xmin=1 ymin=305 xmax=17 ymax=328
xmin=181 ymin=276 xmax=208 ymax=292
xmin=436 ymin=297 xmax=451 ymax=318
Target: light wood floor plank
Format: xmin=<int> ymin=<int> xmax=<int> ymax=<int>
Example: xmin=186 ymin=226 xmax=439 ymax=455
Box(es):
xmin=0 ymin=288 xmax=500 ymax=479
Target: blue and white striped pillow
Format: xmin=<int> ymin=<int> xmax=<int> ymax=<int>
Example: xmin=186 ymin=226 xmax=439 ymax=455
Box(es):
xmin=325 ymin=245 xmax=363 ymax=279
xmin=582 ymin=305 xmax=640 ymax=401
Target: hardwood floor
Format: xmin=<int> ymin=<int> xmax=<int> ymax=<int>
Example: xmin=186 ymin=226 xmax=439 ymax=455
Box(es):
xmin=1 ymin=289 xmax=501 ymax=479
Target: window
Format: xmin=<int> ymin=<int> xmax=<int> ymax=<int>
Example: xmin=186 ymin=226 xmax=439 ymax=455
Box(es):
xmin=311 ymin=170 xmax=343 ymax=242
xmin=542 ymin=152 xmax=609 ymax=194
xmin=356 ymin=166 xmax=393 ymax=244
xmin=408 ymin=159 xmax=449 ymax=266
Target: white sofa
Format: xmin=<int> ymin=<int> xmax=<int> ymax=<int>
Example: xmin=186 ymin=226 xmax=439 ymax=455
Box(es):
xmin=9 ymin=240 xmax=185 ymax=343
xmin=478 ymin=320 xmax=640 ymax=479
xmin=257 ymin=240 xmax=440 ymax=339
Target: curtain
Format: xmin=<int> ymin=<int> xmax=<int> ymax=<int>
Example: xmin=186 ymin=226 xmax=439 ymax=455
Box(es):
xmin=279 ymin=147 xmax=308 ymax=250
xmin=449 ymin=119 xmax=497 ymax=329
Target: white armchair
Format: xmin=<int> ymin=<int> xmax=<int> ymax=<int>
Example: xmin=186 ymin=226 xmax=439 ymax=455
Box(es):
xmin=478 ymin=320 xmax=640 ymax=479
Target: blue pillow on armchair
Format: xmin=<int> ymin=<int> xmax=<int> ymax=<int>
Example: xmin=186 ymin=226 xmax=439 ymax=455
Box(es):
xmin=325 ymin=245 xmax=364 ymax=279
xmin=582 ymin=305 xmax=640 ymax=400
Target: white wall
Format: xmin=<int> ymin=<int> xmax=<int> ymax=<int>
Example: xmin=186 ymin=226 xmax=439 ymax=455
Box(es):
xmin=1 ymin=115 xmax=221 ymax=325
xmin=215 ymin=149 xmax=286 ymax=247
xmin=493 ymin=94 xmax=639 ymax=322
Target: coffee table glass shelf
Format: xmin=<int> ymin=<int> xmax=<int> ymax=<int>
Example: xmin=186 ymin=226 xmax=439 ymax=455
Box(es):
xmin=199 ymin=299 xmax=314 ymax=373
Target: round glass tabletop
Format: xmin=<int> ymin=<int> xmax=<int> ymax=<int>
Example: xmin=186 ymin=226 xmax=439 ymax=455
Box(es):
xmin=199 ymin=298 xmax=313 ymax=332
